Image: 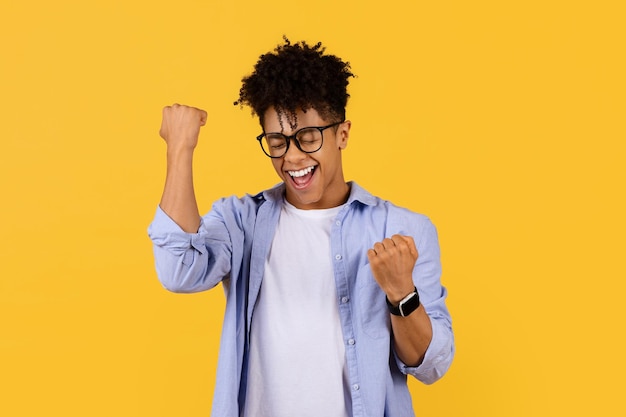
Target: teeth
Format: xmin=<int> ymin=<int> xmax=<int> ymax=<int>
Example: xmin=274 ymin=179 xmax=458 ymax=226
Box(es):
xmin=288 ymin=166 xmax=315 ymax=177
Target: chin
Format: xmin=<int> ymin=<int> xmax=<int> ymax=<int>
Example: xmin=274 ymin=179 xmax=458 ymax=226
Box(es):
xmin=286 ymin=188 xmax=324 ymax=209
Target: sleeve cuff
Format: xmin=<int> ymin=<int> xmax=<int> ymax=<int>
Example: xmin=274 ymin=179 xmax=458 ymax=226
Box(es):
xmin=148 ymin=206 xmax=206 ymax=255
xmin=394 ymin=315 xmax=454 ymax=384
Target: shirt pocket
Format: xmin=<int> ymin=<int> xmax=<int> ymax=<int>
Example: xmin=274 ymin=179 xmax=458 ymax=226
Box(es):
xmin=356 ymin=271 xmax=391 ymax=340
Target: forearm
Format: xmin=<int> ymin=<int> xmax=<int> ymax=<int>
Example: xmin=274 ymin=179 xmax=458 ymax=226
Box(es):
xmin=371 ymin=222 xmax=453 ymax=382
xmin=159 ymin=146 xmax=201 ymax=233
xmin=157 ymin=104 xmax=207 ymax=233
xmin=390 ymin=304 xmax=433 ymax=367
xmin=368 ymin=234 xmax=434 ymax=365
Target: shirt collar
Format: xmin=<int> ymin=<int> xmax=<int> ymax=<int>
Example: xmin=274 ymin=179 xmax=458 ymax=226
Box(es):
xmin=260 ymin=181 xmax=377 ymax=207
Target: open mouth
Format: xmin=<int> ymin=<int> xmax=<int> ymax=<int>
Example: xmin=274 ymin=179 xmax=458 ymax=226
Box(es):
xmin=287 ymin=165 xmax=317 ymax=188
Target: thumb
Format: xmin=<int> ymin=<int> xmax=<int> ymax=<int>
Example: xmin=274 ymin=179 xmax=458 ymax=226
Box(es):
xmin=401 ymin=235 xmax=419 ymax=259
xmin=199 ymin=110 xmax=208 ymax=126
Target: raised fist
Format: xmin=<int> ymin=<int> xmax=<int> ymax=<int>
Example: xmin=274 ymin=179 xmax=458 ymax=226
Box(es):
xmin=367 ymin=234 xmax=419 ymax=303
xmin=159 ymin=104 xmax=207 ymax=150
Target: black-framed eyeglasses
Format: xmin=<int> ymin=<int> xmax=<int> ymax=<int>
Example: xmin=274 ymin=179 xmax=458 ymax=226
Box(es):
xmin=256 ymin=121 xmax=344 ymax=158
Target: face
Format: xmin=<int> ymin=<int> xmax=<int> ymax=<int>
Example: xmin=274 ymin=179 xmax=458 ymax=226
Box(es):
xmin=262 ymin=106 xmax=351 ymax=210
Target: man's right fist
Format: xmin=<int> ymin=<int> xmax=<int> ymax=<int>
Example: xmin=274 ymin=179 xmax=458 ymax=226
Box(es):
xmin=159 ymin=104 xmax=208 ymax=150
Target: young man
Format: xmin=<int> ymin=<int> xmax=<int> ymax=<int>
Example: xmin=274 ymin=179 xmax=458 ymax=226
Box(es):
xmin=149 ymin=39 xmax=454 ymax=417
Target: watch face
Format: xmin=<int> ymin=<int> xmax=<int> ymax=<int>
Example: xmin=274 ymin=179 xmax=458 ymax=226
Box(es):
xmin=399 ymin=292 xmax=419 ymax=317
xmin=386 ymin=287 xmax=420 ymax=317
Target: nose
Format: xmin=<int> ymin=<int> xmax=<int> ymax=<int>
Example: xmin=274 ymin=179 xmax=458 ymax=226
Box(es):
xmin=283 ymin=139 xmax=307 ymax=162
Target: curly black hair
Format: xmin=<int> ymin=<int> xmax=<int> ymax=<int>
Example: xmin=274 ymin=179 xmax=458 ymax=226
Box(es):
xmin=234 ymin=37 xmax=355 ymax=130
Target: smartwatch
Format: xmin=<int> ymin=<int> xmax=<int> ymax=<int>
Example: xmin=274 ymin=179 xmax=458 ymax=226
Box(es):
xmin=386 ymin=287 xmax=420 ymax=317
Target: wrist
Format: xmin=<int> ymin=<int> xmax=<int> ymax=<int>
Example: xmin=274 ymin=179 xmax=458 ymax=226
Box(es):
xmin=386 ymin=287 xmax=420 ymax=317
xmin=385 ymin=283 xmax=418 ymax=306
xmin=167 ymin=143 xmax=195 ymax=157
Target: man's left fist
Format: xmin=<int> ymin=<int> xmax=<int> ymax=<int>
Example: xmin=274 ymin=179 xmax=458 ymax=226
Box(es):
xmin=367 ymin=235 xmax=419 ymax=304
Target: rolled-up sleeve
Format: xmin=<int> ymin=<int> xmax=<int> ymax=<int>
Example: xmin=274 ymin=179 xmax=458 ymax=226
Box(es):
xmin=394 ymin=289 xmax=455 ymax=384
xmin=148 ymin=206 xmax=232 ymax=293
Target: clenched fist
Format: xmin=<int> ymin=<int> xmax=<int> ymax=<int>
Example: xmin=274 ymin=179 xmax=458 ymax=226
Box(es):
xmin=159 ymin=104 xmax=207 ymax=150
xmin=367 ymin=235 xmax=419 ymax=304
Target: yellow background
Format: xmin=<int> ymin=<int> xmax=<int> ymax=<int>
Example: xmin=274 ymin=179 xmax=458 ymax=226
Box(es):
xmin=1 ymin=0 xmax=624 ymax=416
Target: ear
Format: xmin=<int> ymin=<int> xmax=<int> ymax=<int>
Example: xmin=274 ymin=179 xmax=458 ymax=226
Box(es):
xmin=336 ymin=120 xmax=351 ymax=150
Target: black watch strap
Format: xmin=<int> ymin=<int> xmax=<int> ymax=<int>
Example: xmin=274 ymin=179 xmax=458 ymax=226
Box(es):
xmin=386 ymin=287 xmax=420 ymax=317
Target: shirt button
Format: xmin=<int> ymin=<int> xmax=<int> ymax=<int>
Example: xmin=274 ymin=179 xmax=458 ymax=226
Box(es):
xmin=341 ymin=296 xmax=349 ymax=303
xmin=335 ymin=254 xmax=342 ymax=260
xmin=348 ymin=339 xmax=355 ymax=345
xmin=352 ymin=384 xmax=360 ymax=391
xmin=335 ymin=220 xmax=341 ymax=226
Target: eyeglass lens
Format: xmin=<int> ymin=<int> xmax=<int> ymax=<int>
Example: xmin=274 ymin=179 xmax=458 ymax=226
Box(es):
xmin=262 ymin=128 xmax=323 ymax=157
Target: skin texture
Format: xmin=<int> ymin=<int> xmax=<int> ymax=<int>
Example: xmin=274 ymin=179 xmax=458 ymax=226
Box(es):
xmin=367 ymin=235 xmax=433 ymax=366
xmin=158 ymin=103 xmax=206 ymax=233
xmin=157 ymin=103 xmax=433 ymax=367
xmin=262 ymin=107 xmax=350 ymax=210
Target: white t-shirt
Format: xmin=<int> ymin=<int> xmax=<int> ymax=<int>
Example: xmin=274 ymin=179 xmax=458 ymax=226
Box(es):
xmin=243 ymin=200 xmax=350 ymax=417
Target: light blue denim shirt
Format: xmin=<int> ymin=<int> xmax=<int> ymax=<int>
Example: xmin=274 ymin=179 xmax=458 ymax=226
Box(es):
xmin=148 ymin=182 xmax=454 ymax=417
